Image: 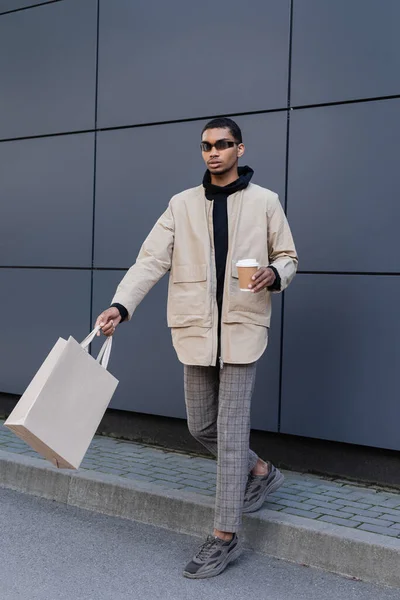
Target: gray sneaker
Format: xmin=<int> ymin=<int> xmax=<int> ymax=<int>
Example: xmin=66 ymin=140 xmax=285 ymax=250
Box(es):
xmin=243 ymin=462 xmax=284 ymax=514
xmin=183 ymin=534 xmax=242 ymax=579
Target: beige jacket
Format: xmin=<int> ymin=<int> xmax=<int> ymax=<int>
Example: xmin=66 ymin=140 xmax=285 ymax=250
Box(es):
xmin=112 ymin=183 xmax=298 ymax=366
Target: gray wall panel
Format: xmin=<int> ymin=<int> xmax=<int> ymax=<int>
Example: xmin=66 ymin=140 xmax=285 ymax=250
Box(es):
xmin=0 ymin=0 xmax=97 ymax=139
xmin=287 ymin=100 xmax=400 ymax=273
xmin=0 ymin=269 xmax=91 ymax=395
xmin=281 ymin=274 xmax=400 ymax=451
xmin=0 ymin=1 xmax=53 ymax=12
xmin=97 ymin=0 xmax=290 ymax=128
xmin=92 ymin=271 xmax=186 ymax=418
xmin=251 ymin=295 xmax=281 ymax=432
xmin=291 ymin=0 xmax=400 ymax=106
xmin=94 ymin=112 xmax=287 ymax=268
xmin=0 ymin=134 xmax=95 ymax=267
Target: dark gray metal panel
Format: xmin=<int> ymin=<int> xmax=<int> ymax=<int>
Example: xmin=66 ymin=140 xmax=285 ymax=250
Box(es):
xmin=0 ymin=134 xmax=95 ymax=267
xmin=0 ymin=269 xmax=91 ymax=395
xmin=92 ymin=270 xmax=186 ymax=418
xmin=287 ymin=100 xmax=400 ymax=273
xmin=291 ymin=0 xmax=400 ymax=106
xmin=281 ymin=274 xmax=400 ymax=451
xmin=94 ymin=112 xmax=287 ymax=268
xmin=97 ymin=0 xmax=290 ymax=128
xmin=0 ymin=0 xmax=97 ymax=139
xmin=0 ymin=1 xmax=53 ymax=12
xmin=251 ymin=295 xmax=281 ymax=433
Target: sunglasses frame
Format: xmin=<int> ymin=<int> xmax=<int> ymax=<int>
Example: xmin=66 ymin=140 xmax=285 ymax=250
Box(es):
xmin=200 ymin=140 xmax=239 ymax=152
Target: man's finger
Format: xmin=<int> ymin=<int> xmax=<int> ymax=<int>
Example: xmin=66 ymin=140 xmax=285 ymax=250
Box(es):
xmin=249 ymin=271 xmax=271 ymax=288
xmin=251 ymin=269 xmax=266 ymax=281
xmin=252 ymin=275 xmax=274 ymax=292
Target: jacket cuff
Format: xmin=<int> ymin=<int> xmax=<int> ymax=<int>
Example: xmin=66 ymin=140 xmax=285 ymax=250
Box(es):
xmin=267 ymin=266 xmax=281 ymax=291
xmin=110 ymin=303 xmax=129 ymax=322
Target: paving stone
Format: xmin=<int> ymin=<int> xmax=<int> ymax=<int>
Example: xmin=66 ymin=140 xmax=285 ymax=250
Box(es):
xmin=302 ymin=498 xmax=346 ymax=512
xmin=318 ymin=515 xmax=361 ymax=528
xmin=284 ymin=480 xmax=320 ymax=489
xmin=379 ymin=498 xmax=400 ymax=509
xmin=281 ymin=507 xmax=322 ymax=520
xmin=121 ymin=473 xmax=155 ymax=482
xmin=268 ymin=490 xmax=301 ymax=501
xmin=151 ymin=480 xmax=185 ymax=490
xmin=297 ymin=491 xmax=340 ymax=504
xmin=338 ymin=506 xmax=385 ymax=519
xmin=189 ymin=460 xmax=217 ymax=472
xmin=312 ymin=507 xmax=356 ymax=520
xmin=332 ymin=499 xmax=374 ymax=510
xmin=177 ymin=478 xmax=212 ymax=490
xmin=94 ymin=467 xmax=130 ymax=476
xmin=314 ymin=483 xmax=347 ymax=493
xmin=271 ymin=498 xmax=316 ymax=511
xmin=368 ymin=505 xmax=400 ymax=517
xmin=181 ymin=486 xmax=215 ymax=496
xmin=357 ymin=523 xmax=400 ymax=538
xmin=355 ymin=516 xmax=395 ymax=527
xmin=149 ymin=472 xmax=183 ymax=484
xmin=123 ymin=465 xmax=152 ymax=477
xmin=323 ymin=490 xmax=376 ymax=502
xmin=379 ymin=512 xmax=400 ymax=524
xmin=171 ymin=471 xmax=212 ymax=484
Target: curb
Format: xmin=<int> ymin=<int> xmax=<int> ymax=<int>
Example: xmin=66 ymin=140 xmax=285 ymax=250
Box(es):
xmin=0 ymin=449 xmax=399 ymax=588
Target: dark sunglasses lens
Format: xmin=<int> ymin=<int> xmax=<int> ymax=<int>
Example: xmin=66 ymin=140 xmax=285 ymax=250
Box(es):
xmin=201 ymin=142 xmax=212 ymax=152
xmin=215 ymin=140 xmax=233 ymax=150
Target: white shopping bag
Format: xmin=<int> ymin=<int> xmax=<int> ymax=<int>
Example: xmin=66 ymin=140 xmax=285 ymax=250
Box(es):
xmin=4 ymin=327 xmax=119 ymax=469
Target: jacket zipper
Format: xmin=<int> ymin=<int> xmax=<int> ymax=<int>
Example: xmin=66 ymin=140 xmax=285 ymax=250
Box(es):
xmin=207 ymin=199 xmax=219 ymax=367
xmin=218 ymin=190 xmax=243 ymax=370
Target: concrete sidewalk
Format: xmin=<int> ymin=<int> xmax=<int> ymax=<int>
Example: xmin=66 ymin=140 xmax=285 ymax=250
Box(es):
xmin=0 ymin=421 xmax=399 ymax=587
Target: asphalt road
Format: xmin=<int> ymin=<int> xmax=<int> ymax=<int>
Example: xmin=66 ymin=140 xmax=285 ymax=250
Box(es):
xmin=0 ymin=487 xmax=399 ymax=600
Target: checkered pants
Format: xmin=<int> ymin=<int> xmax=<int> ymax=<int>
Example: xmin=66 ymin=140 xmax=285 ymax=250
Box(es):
xmin=184 ymin=363 xmax=259 ymax=532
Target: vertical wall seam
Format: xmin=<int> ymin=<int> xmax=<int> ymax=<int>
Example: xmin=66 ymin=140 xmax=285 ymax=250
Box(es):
xmin=89 ymin=0 xmax=101 ymax=342
xmin=278 ymin=0 xmax=294 ymax=432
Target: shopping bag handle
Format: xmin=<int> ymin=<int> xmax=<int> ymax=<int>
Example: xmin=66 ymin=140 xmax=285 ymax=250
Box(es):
xmin=96 ymin=336 xmax=113 ymax=370
xmin=81 ymin=326 xmax=102 ymax=349
xmin=80 ymin=326 xmax=113 ymax=370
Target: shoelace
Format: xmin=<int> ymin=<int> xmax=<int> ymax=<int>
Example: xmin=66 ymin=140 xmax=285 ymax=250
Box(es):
xmin=195 ymin=536 xmax=222 ymax=561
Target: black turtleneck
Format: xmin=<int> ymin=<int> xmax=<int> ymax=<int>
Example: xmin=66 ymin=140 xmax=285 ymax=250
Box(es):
xmin=203 ymin=166 xmax=254 ymax=319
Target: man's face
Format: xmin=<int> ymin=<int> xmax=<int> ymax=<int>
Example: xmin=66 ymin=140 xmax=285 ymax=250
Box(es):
xmin=201 ymin=128 xmax=244 ymax=175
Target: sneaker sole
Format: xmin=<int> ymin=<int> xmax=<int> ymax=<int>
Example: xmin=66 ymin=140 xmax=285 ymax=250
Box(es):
xmin=183 ymin=543 xmax=243 ymax=579
xmin=242 ymin=468 xmax=285 ymax=514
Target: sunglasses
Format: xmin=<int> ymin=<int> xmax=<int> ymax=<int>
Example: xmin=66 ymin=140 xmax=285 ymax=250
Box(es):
xmin=200 ymin=140 xmax=238 ymax=152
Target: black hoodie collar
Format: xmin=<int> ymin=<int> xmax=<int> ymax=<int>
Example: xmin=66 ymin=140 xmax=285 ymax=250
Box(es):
xmin=203 ymin=165 xmax=254 ymax=200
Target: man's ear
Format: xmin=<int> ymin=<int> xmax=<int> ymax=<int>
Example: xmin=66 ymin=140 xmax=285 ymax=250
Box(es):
xmin=237 ymin=143 xmax=245 ymax=158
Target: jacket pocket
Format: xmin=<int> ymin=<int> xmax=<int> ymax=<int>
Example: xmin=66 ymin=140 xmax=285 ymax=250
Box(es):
xmin=172 ymin=264 xmax=207 ymax=284
xmin=167 ymin=264 xmax=209 ymax=321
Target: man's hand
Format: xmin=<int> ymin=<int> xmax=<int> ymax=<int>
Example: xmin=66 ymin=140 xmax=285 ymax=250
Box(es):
xmin=95 ymin=307 xmax=122 ymax=337
xmin=248 ymin=267 xmax=276 ymax=293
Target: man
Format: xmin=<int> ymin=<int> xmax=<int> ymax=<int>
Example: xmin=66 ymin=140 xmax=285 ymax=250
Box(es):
xmin=95 ymin=117 xmax=298 ymax=578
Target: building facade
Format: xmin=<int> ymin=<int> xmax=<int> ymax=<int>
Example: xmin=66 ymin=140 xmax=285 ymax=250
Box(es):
xmin=1 ymin=1 xmax=400 ymax=458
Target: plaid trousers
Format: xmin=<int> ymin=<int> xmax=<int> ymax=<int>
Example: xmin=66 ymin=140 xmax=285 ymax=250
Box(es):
xmin=184 ymin=363 xmax=259 ymax=532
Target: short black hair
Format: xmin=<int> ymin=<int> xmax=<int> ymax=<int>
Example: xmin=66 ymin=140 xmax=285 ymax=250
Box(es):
xmin=201 ymin=117 xmax=242 ymax=144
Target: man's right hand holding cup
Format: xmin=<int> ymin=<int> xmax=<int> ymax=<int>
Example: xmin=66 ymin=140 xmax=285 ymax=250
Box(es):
xmin=95 ymin=307 xmax=122 ymax=337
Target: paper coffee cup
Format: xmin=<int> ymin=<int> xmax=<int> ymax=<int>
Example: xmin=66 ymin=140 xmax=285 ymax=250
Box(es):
xmin=236 ymin=259 xmax=259 ymax=291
